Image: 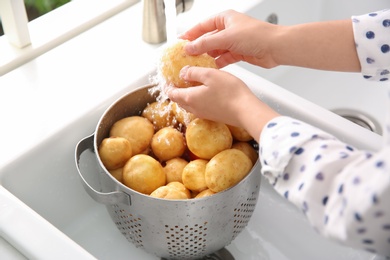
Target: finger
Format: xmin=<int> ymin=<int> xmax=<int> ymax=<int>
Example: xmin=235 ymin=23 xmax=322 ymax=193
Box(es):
xmin=185 ymin=30 xmax=231 ymax=56
xmin=207 ymin=49 xmax=228 ymax=59
xmin=215 ymin=52 xmax=242 ymax=68
xmin=165 ymin=85 xmax=197 ymax=113
xmin=180 ymin=11 xmax=227 ymax=41
xmin=165 ymin=83 xmax=190 ymax=103
xmin=179 ymin=66 xmax=213 ymax=86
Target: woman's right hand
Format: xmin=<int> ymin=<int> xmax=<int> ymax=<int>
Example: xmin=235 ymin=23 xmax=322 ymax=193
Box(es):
xmin=181 ymin=9 xmax=361 ymax=72
xmin=180 ymin=9 xmax=281 ymax=69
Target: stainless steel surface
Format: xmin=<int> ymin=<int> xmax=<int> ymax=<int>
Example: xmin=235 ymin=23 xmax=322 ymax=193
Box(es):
xmin=161 ymin=247 xmax=235 ymax=260
xmin=142 ymin=0 xmax=194 ymax=44
xmin=75 ymin=85 xmax=261 ymax=259
xmin=332 ymin=108 xmax=382 ymax=135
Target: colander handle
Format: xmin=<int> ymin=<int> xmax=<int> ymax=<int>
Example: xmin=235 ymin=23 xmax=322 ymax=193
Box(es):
xmin=75 ymin=134 xmax=131 ymax=206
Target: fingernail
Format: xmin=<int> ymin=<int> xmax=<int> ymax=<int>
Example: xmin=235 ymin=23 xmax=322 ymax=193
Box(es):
xmin=180 ymin=65 xmax=190 ymax=79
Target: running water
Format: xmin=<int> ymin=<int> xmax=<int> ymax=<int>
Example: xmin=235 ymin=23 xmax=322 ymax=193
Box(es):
xmin=164 ymin=0 xmax=178 ymax=43
xmin=149 ymin=0 xmax=178 ymax=101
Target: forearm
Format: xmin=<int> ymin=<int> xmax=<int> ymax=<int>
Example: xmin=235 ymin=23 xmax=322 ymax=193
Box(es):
xmin=273 ymin=19 xmax=361 ymax=72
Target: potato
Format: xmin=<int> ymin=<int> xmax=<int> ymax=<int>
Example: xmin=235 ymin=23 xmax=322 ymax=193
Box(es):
xmin=164 ymin=157 xmax=188 ymax=183
xmin=150 ymin=186 xmax=188 ymax=200
xmin=227 ymin=125 xmax=253 ymax=142
xmin=110 ymin=116 xmax=154 ymax=155
xmin=171 ymin=102 xmax=196 ymax=127
xmin=182 ymin=159 xmax=208 ymax=192
xmin=142 ymin=100 xmax=175 ymax=130
xmin=166 ymin=181 xmax=191 ymax=198
xmin=232 ymin=142 xmax=258 ymax=166
xmin=109 ymin=167 xmax=123 ymax=183
xmin=195 ymin=189 xmax=216 ymax=199
xmin=190 ymin=190 xmax=200 ymax=198
xmin=205 ymin=149 xmax=252 ymax=193
xmin=159 ymin=39 xmax=217 ymax=88
xmin=151 ymin=127 xmax=186 ymax=162
xmin=186 ymin=118 xmax=232 ymax=160
xmin=123 ymin=154 xmax=166 ymax=195
xmin=98 ymin=137 xmax=132 ymax=170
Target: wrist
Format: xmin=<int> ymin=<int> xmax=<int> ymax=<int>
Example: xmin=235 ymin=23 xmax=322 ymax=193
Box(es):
xmin=238 ymin=96 xmax=280 ymax=143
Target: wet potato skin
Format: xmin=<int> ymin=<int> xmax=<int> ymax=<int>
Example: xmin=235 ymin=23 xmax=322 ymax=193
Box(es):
xmin=159 ymin=39 xmax=217 ymax=88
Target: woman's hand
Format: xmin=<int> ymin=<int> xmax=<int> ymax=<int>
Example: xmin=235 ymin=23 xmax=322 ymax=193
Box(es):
xmin=165 ymin=66 xmax=280 ymax=142
xmin=180 ymin=9 xmax=280 ymax=69
xmin=181 ymin=9 xmax=360 ymax=72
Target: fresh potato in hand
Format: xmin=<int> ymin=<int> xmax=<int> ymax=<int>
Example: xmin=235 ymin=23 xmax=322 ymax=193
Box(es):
xmin=110 ymin=116 xmax=154 ymax=155
xmin=186 ymin=118 xmax=232 ymax=160
xmin=123 ymin=154 xmax=166 ymax=194
xmin=98 ymin=137 xmax=132 ymax=170
xmin=182 ymin=159 xmax=208 ymax=192
xmin=159 ymin=39 xmax=217 ymax=88
xmin=151 ymin=127 xmax=186 ymax=162
xmin=164 ymin=157 xmax=188 ymax=183
xmin=205 ymin=149 xmax=252 ymax=193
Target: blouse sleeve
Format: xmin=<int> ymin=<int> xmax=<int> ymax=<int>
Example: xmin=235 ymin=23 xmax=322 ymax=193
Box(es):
xmin=352 ymin=9 xmax=390 ymax=81
xmin=259 ymin=116 xmax=390 ymax=257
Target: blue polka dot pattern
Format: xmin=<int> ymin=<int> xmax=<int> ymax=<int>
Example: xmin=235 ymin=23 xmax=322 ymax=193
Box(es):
xmin=366 ymin=31 xmax=375 ymax=39
xmin=366 ymin=57 xmax=375 ymax=64
xmin=382 ymin=44 xmax=390 ymax=53
xmin=376 ymin=161 xmax=385 ymax=168
xmin=291 ymin=132 xmax=300 ymax=137
xmin=352 ymin=9 xmax=390 ymax=82
xmin=315 ymin=172 xmax=324 ymax=181
xmin=259 ymin=113 xmax=390 ymax=257
xmin=322 ymin=196 xmax=329 ymax=205
xmin=295 ymin=147 xmax=304 ymax=155
xmin=338 ymin=184 xmax=344 ymax=194
xmin=355 ymin=213 xmax=363 ymax=222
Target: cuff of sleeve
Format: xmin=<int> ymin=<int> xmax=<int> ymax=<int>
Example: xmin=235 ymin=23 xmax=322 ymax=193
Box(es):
xmin=259 ymin=116 xmax=335 ymax=180
xmin=351 ymin=10 xmax=390 ymax=81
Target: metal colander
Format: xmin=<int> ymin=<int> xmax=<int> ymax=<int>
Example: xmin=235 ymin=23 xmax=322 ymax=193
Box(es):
xmin=75 ymin=85 xmax=261 ymax=259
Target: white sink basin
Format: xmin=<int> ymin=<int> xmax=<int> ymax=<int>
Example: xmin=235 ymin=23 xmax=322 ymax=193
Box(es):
xmin=0 ymin=64 xmax=383 ymax=259
xmin=0 ymin=0 xmax=385 ymax=259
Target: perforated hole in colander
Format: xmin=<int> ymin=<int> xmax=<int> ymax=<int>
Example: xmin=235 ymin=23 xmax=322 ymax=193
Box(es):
xmin=111 ymin=204 xmax=144 ymax=248
xmin=232 ymin=191 xmax=258 ymax=239
xmin=164 ymin=222 xmax=208 ymax=259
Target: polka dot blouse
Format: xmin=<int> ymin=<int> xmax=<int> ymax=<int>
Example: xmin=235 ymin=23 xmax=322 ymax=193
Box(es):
xmin=259 ymin=10 xmax=390 ymax=258
xmin=352 ymin=9 xmax=390 ymax=81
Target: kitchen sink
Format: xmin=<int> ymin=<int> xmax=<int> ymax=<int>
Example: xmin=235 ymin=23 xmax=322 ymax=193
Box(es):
xmin=0 ymin=0 xmax=386 ymax=259
xmin=0 ymin=64 xmax=383 ymax=259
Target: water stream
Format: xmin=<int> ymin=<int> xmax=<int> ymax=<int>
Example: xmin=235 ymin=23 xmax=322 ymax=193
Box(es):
xmin=163 ymin=0 xmax=177 ymax=43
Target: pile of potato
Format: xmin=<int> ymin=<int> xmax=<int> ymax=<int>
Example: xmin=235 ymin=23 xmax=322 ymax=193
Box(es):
xmin=98 ymin=100 xmax=258 ymax=200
